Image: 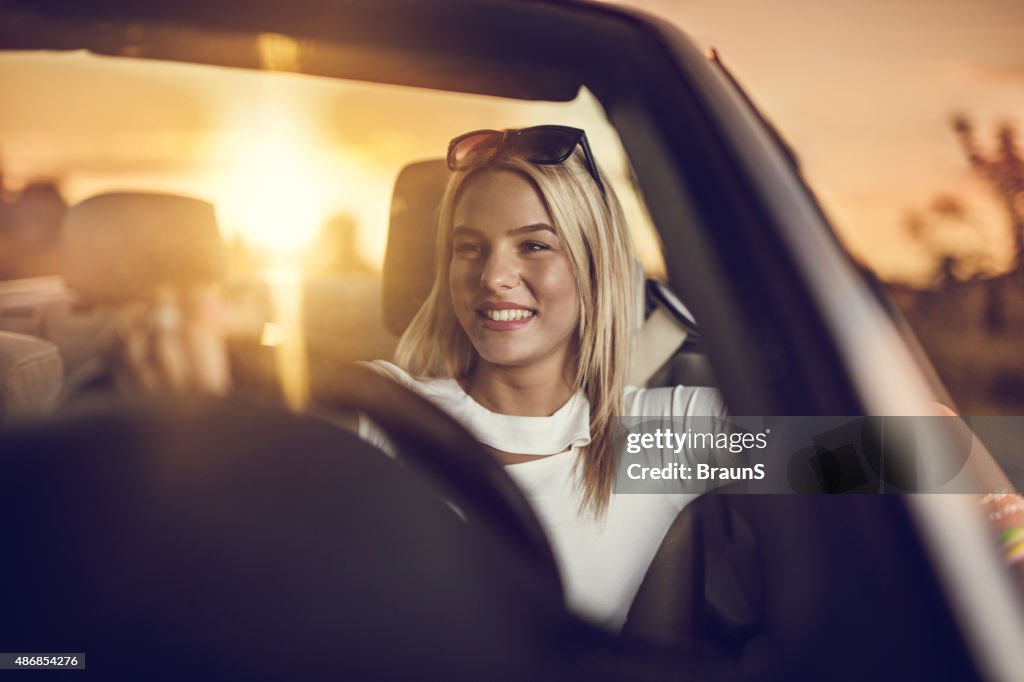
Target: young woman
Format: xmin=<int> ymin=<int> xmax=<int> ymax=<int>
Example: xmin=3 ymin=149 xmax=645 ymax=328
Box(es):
xmin=108 ymin=126 xmax=727 ymax=630
xmin=358 ymin=126 xmax=727 ymax=629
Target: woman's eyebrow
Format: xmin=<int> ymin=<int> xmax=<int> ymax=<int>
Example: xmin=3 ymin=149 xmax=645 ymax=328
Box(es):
xmin=452 ymin=223 xmax=556 ymax=237
xmin=452 ymin=225 xmax=485 ymax=238
xmin=508 ymin=223 xmax=556 ymax=236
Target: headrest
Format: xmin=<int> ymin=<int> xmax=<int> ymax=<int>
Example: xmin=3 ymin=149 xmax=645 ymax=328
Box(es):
xmin=62 ymin=192 xmax=225 ymax=302
xmin=0 ymin=330 xmax=63 ymax=423
xmin=382 ymin=160 xmax=449 ymax=337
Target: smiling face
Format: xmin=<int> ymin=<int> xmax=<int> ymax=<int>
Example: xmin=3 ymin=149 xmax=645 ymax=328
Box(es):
xmin=449 ymin=169 xmax=581 ymax=375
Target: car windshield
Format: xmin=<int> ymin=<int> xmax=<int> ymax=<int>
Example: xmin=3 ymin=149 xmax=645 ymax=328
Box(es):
xmin=1 ymin=24 xmax=1021 ymax=475
xmin=0 ymin=48 xmax=684 ymax=398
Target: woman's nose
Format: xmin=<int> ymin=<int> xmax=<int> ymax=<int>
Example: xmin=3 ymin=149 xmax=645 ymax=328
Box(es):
xmin=479 ymin=247 xmax=520 ymax=291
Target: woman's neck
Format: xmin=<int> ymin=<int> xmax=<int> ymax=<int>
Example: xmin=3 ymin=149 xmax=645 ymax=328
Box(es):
xmin=462 ymin=359 xmax=575 ymax=417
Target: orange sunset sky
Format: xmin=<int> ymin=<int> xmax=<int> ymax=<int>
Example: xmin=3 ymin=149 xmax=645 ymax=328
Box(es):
xmin=1 ymin=0 xmax=1022 ymax=286
xmin=616 ymin=0 xmax=1024 ymax=284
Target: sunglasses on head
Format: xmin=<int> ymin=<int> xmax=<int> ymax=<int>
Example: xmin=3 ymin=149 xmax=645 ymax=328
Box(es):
xmin=446 ymin=125 xmax=605 ymax=196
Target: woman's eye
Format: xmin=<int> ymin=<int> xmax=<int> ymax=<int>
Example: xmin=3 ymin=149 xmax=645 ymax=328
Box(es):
xmin=520 ymin=241 xmax=551 ymax=254
xmin=454 ymin=242 xmax=483 ymax=257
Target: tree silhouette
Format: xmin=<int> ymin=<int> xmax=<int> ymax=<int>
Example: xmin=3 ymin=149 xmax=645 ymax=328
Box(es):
xmin=903 ymin=193 xmax=990 ymax=290
xmin=952 ymin=115 xmax=1024 ymax=274
xmin=901 ymin=117 xmax=1024 ymax=333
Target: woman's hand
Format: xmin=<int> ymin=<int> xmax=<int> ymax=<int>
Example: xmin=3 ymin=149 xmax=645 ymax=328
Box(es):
xmin=114 ymin=283 xmax=232 ymax=396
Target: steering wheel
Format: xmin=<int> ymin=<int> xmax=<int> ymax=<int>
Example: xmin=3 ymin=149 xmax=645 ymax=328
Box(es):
xmin=1 ymin=370 xmax=576 ymax=679
xmin=56 ymin=350 xmax=563 ymax=593
xmin=307 ymin=360 xmax=562 ymax=592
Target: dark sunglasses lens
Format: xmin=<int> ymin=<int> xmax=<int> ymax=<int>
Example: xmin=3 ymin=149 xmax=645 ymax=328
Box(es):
xmin=449 ymin=132 xmax=503 ymax=168
xmin=515 ymin=128 xmax=579 ymax=164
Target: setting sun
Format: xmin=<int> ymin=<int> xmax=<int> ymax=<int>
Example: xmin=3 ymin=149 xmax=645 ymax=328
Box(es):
xmin=216 ymin=98 xmax=332 ymax=253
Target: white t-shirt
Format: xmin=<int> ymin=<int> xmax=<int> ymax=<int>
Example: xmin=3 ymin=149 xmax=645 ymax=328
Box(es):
xmin=359 ymin=359 xmax=726 ymax=630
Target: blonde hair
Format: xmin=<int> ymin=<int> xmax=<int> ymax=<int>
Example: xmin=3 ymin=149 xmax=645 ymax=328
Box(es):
xmin=394 ymin=147 xmax=637 ymax=517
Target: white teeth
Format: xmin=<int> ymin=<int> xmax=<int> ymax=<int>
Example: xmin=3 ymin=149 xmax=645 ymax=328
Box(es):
xmin=484 ymin=308 xmax=535 ymax=322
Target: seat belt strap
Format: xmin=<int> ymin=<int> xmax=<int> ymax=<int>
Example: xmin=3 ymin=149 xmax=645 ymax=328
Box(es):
xmin=628 ymin=305 xmax=689 ymax=387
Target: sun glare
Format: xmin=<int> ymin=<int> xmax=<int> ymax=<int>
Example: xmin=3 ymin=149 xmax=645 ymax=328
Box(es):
xmin=217 ymin=103 xmax=331 ymax=254
xmin=212 ymin=87 xmax=332 ymax=409
xmin=264 ymin=263 xmax=309 ymax=411
xmin=210 ymin=86 xmax=390 ymax=273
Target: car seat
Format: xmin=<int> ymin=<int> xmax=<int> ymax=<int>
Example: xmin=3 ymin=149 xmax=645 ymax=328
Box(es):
xmin=43 ymin=192 xmax=225 ymax=389
xmin=621 ymin=491 xmax=983 ymax=681
xmin=382 ymin=159 xmax=449 ymax=337
xmin=0 ymin=275 xmax=70 ymax=337
xmin=0 ymin=329 xmax=63 ymax=424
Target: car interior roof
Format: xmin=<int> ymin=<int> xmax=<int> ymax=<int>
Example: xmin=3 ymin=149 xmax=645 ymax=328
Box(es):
xmin=0 ymin=0 xmax=647 ymax=102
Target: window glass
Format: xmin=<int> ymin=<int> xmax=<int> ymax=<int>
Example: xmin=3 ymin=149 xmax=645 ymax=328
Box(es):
xmin=0 ymin=52 xmax=665 ymax=282
xmin=0 ymin=49 xmax=694 ymax=402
